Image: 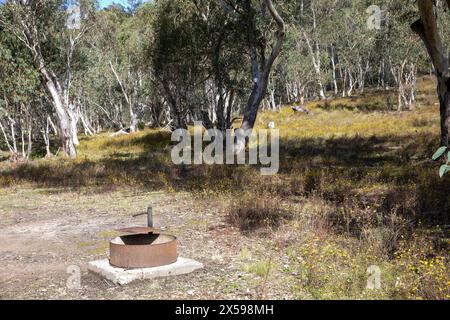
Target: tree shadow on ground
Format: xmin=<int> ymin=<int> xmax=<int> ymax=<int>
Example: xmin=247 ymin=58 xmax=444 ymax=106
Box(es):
xmin=0 ymin=130 xmax=448 ymax=230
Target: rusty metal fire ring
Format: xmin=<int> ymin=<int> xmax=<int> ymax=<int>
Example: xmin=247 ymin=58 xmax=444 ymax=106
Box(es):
xmin=109 ymin=232 xmax=177 ymax=269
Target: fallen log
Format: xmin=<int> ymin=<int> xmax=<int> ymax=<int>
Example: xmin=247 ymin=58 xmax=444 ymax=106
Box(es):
xmin=110 ymin=129 xmax=130 ymax=137
xmin=292 ymin=105 xmax=310 ymax=114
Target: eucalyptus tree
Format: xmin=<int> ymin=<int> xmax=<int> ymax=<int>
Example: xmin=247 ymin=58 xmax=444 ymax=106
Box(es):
xmin=239 ymin=0 xmax=285 ymax=135
xmin=0 ymin=12 xmax=45 ymax=159
xmin=0 ymin=0 xmax=448 ymax=165
xmin=100 ymin=4 xmax=154 ymax=132
xmin=374 ymin=0 xmax=420 ymax=110
xmin=151 ymin=0 xmax=209 ymax=130
xmin=412 ymin=0 xmax=450 ymax=149
xmin=213 ymin=0 xmax=286 ymax=153
xmin=0 ymin=0 xmax=95 ymax=158
xmin=74 ymin=2 xmax=161 ymax=132
xmin=87 ymin=5 xmax=139 ymax=132
xmin=77 ymin=7 xmax=127 ymax=132
xmin=276 ymin=28 xmax=315 ymax=105
xmin=191 ymin=0 xmax=249 ymax=130
xmin=294 ymin=0 xmax=338 ymax=100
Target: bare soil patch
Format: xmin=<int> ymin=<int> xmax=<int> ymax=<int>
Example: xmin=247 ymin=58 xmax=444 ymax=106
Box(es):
xmin=0 ymin=188 xmax=292 ymax=300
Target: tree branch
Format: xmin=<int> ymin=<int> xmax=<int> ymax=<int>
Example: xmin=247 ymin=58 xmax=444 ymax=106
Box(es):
xmin=264 ymin=0 xmax=285 ymax=72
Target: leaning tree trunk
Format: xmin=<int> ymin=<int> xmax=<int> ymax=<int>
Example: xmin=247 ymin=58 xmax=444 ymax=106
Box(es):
xmin=412 ymin=0 xmax=450 ymax=147
xmin=236 ymin=0 xmax=285 ymax=152
xmin=40 ymin=67 xmax=77 ymax=158
xmin=436 ymin=79 xmax=450 ymax=146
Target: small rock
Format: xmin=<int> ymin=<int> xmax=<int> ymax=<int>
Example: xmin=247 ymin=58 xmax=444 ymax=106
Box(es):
xmin=187 ymin=289 xmax=195 ymax=295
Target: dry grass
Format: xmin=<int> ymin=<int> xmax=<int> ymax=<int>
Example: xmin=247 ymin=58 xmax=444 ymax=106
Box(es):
xmin=0 ymin=76 xmax=448 ymax=299
xmin=226 ymin=196 xmax=293 ymax=233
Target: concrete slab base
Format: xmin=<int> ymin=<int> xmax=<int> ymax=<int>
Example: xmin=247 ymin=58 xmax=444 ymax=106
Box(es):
xmin=88 ymin=257 xmax=204 ymax=285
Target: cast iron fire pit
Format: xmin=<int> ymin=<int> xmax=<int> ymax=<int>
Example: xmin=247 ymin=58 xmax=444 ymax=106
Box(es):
xmin=109 ymin=207 xmax=178 ymax=269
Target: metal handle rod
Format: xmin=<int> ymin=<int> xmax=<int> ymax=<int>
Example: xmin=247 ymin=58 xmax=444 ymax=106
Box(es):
xmin=147 ymin=206 xmax=153 ymax=228
xmin=131 ymin=206 xmax=153 ymax=228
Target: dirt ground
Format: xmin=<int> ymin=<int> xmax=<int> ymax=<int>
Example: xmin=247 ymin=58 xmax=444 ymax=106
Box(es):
xmin=0 ymin=187 xmax=294 ymax=300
